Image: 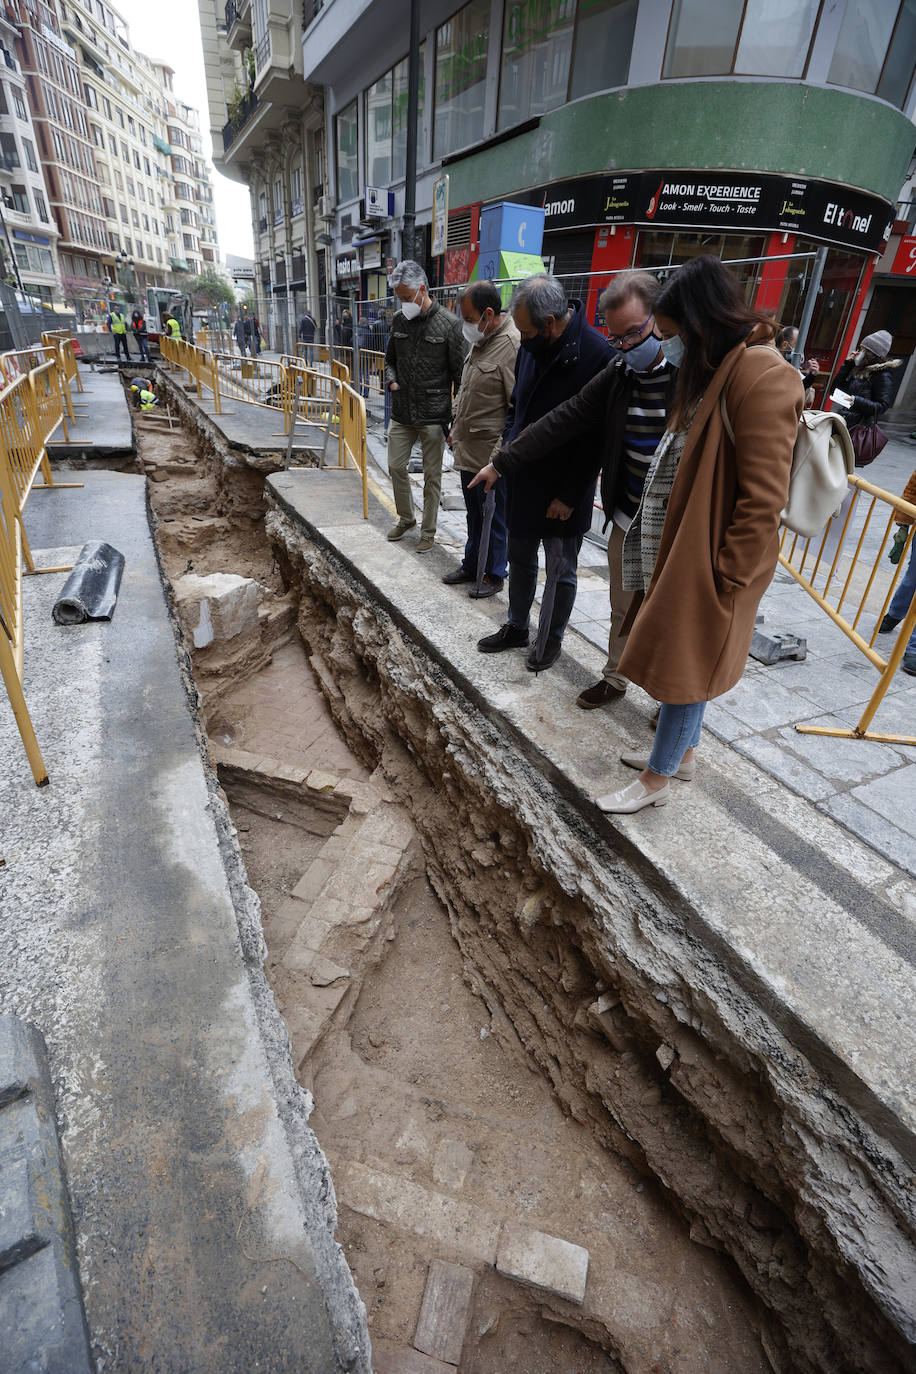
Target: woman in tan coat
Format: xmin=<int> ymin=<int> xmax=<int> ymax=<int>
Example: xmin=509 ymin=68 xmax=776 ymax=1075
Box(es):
xmin=598 ymin=256 xmax=804 ymax=815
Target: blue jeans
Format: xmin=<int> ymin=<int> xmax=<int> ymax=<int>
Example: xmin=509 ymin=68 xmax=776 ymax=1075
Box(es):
xmin=460 ymin=472 xmax=508 ymax=581
xmin=507 ymin=534 xmax=582 ymax=642
xmin=888 ymin=536 xmax=916 ymax=654
xmin=649 ymin=702 xmax=706 ymax=777
xmin=134 ymin=333 xmax=150 ymax=361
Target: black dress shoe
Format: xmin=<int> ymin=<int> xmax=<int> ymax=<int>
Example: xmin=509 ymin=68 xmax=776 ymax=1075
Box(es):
xmin=526 ymin=638 xmax=562 ymax=672
xmin=477 ymin=623 xmax=529 ymax=653
xmin=469 ymin=577 xmax=504 ymax=599
xmin=442 ymin=567 xmax=476 ymax=585
xmin=878 ymin=614 xmax=901 ymax=633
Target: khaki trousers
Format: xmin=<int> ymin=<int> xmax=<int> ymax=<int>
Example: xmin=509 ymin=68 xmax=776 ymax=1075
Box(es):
xmin=603 ymin=521 xmax=638 ymax=690
xmin=387 ymin=419 xmax=445 ymax=539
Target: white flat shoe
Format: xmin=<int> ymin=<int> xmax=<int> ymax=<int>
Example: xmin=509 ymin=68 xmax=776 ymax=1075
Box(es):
xmin=596 ymin=778 xmax=670 ymax=814
xmin=620 ymin=752 xmax=695 ymax=782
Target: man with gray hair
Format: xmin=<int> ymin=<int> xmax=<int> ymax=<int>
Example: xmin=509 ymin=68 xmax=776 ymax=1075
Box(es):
xmin=473 ymin=269 xmax=675 ymax=704
xmin=384 ymin=259 xmax=467 ymax=552
xmin=474 ymin=273 xmax=609 ymax=671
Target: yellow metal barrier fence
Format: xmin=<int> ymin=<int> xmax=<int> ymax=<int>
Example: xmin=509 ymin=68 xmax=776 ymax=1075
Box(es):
xmin=778 ymin=474 xmax=916 ymax=746
xmin=0 ymin=351 xmax=85 ymax=785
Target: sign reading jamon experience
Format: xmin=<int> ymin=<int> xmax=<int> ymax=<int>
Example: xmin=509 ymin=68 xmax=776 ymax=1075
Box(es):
xmin=492 ymin=170 xmax=894 ymax=255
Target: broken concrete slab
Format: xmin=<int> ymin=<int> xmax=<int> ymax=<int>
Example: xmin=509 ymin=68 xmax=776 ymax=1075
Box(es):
xmin=413 ymin=1259 xmax=474 ymax=1364
xmin=496 ymin=1222 xmax=589 ymax=1305
xmin=372 ymin=1345 xmax=457 ymax=1374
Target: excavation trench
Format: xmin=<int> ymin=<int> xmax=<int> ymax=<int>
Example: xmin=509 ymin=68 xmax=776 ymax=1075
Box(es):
xmin=133 ymin=378 xmax=909 ymax=1374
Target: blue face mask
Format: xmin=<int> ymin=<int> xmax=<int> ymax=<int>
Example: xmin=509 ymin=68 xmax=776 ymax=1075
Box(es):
xmin=621 ymin=331 xmax=662 ymax=372
xmin=659 ymin=334 xmax=684 ymax=368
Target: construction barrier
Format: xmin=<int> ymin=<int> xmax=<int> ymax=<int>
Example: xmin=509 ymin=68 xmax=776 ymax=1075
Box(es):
xmin=779 ymin=475 xmax=916 ymax=746
xmin=0 ymin=350 xmax=83 ymax=785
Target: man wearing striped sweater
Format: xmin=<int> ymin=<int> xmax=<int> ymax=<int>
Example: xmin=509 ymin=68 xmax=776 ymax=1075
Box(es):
xmin=473 ymin=270 xmax=675 ymax=707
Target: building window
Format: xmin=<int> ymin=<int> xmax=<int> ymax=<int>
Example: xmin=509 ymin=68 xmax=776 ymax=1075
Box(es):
xmin=0 ymin=86 xmax=6 ymax=116
xmin=12 ymin=88 xmax=27 ymax=120
xmin=120 ymin=202 xmax=129 ymax=223
xmin=84 ymin=82 xmax=98 ymax=109
xmin=121 ymin=140 xmax=129 ymax=162
xmin=102 ymin=96 xmax=111 ymax=119
xmin=273 ymin=177 xmax=282 ymax=222
xmin=22 ymin=138 xmax=38 ymax=172
xmin=257 ymin=190 xmax=267 ymax=231
xmin=497 ymin=0 xmax=576 ymax=130
xmin=10 ymin=184 xmax=30 ymax=214
xmin=393 ymin=46 xmax=426 ymax=181
xmin=34 ymin=190 xmax=49 ymax=222
xmin=829 ymin=0 xmax=916 ymax=106
xmin=366 ymin=70 xmax=392 ymax=187
xmin=569 ymin=0 xmax=638 ymax=98
xmin=116 ymin=106 xmax=124 ymax=128
xmin=0 ymin=133 xmax=19 ymax=171
xmin=663 ymin=0 xmax=818 ymax=79
xmin=336 ymin=100 xmax=359 ymax=203
xmin=434 ymin=0 xmax=489 ymax=160
xmin=291 ymin=163 xmax=303 ymax=213
xmin=103 ymin=196 xmax=115 ymax=217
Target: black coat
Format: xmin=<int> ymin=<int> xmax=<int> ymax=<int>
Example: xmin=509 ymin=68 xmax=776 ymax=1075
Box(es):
xmin=834 ymin=357 xmax=901 ymax=423
xmin=494 ymin=353 xmax=675 ymax=532
xmin=501 ymin=301 xmax=610 ymax=539
xmin=384 ymin=300 xmax=466 ymax=426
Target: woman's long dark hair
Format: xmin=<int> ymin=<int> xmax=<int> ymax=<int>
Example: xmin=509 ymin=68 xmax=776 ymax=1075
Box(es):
xmin=656 ymin=256 xmax=775 ymax=426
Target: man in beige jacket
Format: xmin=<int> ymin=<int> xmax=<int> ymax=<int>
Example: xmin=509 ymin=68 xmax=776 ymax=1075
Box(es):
xmin=443 ymin=281 xmax=520 ymax=598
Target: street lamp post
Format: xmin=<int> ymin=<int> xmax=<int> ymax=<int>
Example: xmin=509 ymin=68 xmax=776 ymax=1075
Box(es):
xmin=114 ymin=251 xmax=137 ymax=301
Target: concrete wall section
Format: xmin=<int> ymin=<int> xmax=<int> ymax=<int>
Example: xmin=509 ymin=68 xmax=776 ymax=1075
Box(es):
xmin=446 ymin=82 xmax=915 ymax=210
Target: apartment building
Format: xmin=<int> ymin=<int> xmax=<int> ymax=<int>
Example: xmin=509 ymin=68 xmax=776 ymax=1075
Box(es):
xmin=198 ymin=0 xmax=324 ymax=352
xmin=6 ymin=0 xmax=219 ymax=309
xmin=9 ymin=0 xmax=108 ymax=292
xmin=0 ymin=6 xmax=60 ymax=302
xmin=300 ymin=0 xmax=915 ymax=388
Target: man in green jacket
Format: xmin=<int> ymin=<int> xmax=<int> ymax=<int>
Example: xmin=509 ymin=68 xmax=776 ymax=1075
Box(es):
xmin=384 ymin=260 xmax=466 ymax=553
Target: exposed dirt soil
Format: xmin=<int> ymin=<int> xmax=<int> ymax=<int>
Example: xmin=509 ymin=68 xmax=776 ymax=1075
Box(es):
xmin=138 ymin=396 xmax=773 ymax=1374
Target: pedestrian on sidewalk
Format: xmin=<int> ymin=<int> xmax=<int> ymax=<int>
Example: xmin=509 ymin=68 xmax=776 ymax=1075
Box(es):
xmin=877 ymin=465 xmax=916 ymax=676
xmin=443 ymin=280 xmax=519 ymax=598
xmin=233 ymin=314 xmax=249 ymax=356
xmin=131 ymin=307 xmax=151 ymax=362
xmin=107 ymin=305 xmax=130 ymax=363
xmin=384 ymin=260 xmax=466 ymax=553
xmin=298 ymin=308 xmax=317 ymax=345
xmin=472 ymin=274 xmax=609 ymax=671
xmin=473 ymin=270 xmax=674 ymax=695
xmin=593 ymin=255 xmax=803 ymax=815
xmin=252 ymin=316 xmax=263 ymax=355
xmin=832 ymin=330 xmax=900 ymax=429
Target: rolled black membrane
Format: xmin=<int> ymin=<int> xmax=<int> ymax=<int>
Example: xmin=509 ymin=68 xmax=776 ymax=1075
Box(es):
xmin=52 ymin=541 xmax=125 ymax=625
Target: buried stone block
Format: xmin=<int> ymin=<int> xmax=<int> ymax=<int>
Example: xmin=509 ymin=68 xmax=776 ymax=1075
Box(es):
xmin=413 ymin=1259 xmax=475 ymax=1365
xmin=495 ymin=1221 xmax=589 ymax=1305
xmin=172 ymin=572 xmax=260 ymax=648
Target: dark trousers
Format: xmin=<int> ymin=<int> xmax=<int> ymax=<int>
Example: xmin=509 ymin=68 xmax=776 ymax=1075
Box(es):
xmin=113 ymin=332 xmax=130 ymax=362
xmin=460 ymin=471 xmax=508 ymax=580
xmin=134 ymin=333 xmax=150 ymax=361
xmin=507 ymin=533 xmax=583 ymax=641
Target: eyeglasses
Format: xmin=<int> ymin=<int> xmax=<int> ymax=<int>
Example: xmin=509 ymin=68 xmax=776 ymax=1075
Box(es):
xmin=606 ymin=314 xmax=654 ymax=349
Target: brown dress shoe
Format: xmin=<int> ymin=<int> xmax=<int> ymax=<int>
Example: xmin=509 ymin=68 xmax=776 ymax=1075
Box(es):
xmin=577 ymin=679 xmax=626 ymax=709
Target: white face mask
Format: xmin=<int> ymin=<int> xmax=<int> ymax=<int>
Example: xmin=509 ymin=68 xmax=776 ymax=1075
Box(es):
xmin=462 ymin=316 xmax=488 ymax=346
xmin=400 ymin=287 xmax=423 ymax=321
xmin=659 ymin=334 xmax=684 ymax=368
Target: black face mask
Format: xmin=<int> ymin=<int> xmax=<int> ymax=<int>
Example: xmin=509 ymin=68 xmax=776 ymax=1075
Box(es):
xmin=521 ymin=330 xmax=552 ymax=357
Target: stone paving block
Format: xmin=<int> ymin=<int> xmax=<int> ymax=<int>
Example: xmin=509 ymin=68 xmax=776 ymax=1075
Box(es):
xmin=817 ymin=794 xmax=916 ymax=879
xmin=292 ymin=913 xmax=333 ymax=954
xmin=413 ymin=1259 xmax=474 ymax=1364
xmin=714 ymin=677 xmax=823 ymax=730
xmin=845 ymin=765 xmax=916 ymax=840
xmin=340 ymin=1161 xmax=501 ymax=1264
xmin=271 ymin=895 xmax=312 ymax=951
xmin=307 ymin=768 xmax=341 ymax=793
xmin=495 ymin=1221 xmax=589 ymax=1305
xmin=432 ymin=1138 xmax=475 ymax=1191
xmin=732 ymin=737 xmax=835 ymax=803
xmin=292 ymin=856 xmax=339 ymax=904
xmin=774 ymin=720 xmax=910 ymax=783
xmin=0 ymin=1016 xmax=92 ymax=1373
xmin=308 ymin=954 xmax=350 ymax=987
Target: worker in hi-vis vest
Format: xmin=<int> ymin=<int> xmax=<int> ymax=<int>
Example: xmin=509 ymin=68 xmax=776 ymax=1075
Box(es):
xmin=107 ymin=306 xmax=130 ymax=363
xmin=164 ymin=313 xmax=181 ymax=341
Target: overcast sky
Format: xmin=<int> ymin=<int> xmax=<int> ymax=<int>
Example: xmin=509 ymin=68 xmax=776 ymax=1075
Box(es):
xmin=116 ymin=0 xmax=254 ymax=260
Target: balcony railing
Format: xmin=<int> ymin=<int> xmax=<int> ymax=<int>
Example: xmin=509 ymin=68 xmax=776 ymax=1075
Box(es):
xmin=303 ymin=0 xmax=327 ymax=28
xmin=222 ymin=90 xmax=258 ymax=153
xmin=225 ymin=0 xmax=240 ymax=27
xmin=253 ymin=30 xmax=269 ymax=72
